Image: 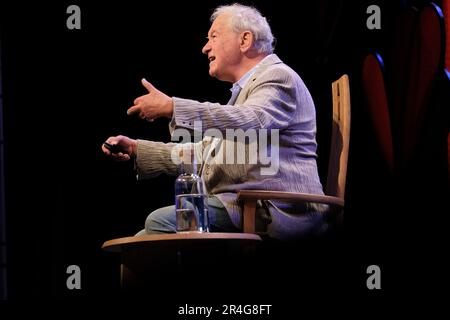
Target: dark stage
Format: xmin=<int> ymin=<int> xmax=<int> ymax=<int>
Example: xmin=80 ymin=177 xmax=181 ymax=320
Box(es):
xmin=0 ymin=0 xmax=448 ymax=312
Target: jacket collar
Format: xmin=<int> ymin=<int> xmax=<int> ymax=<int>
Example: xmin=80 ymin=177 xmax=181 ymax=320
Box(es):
xmin=249 ymin=54 xmax=282 ymax=82
xmin=234 ymin=54 xmax=283 ymax=104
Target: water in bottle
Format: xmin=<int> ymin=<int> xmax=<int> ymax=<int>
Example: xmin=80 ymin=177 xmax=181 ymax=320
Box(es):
xmin=175 ymin=172 xmax=209 ymax=232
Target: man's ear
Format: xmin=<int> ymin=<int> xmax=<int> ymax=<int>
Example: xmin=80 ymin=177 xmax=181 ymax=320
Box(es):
xmin=240 ymin=31 xmax=254 ymax=52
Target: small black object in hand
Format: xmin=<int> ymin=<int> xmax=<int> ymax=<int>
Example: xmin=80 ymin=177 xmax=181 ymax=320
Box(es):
xmin=103 ymin=142 xmax=123 ymax=154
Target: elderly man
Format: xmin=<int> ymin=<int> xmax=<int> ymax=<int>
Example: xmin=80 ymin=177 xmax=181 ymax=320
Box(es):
xmin=102 ymin=3 xmax=326 ymax=240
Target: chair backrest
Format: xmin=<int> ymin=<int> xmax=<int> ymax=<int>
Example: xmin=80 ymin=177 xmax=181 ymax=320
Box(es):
xmin=362 ymin=53 xmax=395 ymax=172
xmin=389 ymin=6 xmax=418 ymax=157
xmin=448 ymin=131 xmax=450 ymax=184
xmin=402 ymin=2 xmax=444 ymax=164
xmin=326 ymin=74 xmax=351 ymax=200
xmin=445 ymin=0 xmax=450 ymax=70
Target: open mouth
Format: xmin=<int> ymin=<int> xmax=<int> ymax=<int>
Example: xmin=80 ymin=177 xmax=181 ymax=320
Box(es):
xmin=208 ymin=56 xmax=216 ymax=63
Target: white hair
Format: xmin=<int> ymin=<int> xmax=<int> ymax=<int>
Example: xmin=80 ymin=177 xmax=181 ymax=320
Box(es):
xmin=211 ymin=3 xmax=275 ymax=54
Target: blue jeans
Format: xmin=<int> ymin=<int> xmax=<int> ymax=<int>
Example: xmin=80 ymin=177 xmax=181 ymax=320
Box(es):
xmin=141 ymin=196 xmax=240 ymax=234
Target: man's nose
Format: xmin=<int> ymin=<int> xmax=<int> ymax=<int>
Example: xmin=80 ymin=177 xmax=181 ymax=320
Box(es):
xmin=202 ymin=42 xmax=211 ymax=55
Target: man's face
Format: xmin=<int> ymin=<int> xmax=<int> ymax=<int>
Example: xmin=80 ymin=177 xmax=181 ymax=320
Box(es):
xmin=202 ymin=14 xmax=242 ymax=82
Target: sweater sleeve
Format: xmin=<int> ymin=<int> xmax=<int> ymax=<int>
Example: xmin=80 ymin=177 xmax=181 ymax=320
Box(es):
xmin=135 ymin=138 xmax=209 ymax=180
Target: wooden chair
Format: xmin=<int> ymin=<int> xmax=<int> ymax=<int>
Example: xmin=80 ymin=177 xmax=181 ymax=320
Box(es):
xmin=238 ymin=74 xmax=351 ymax=234
xmin=445 ymin=0 xmax=450 ymax=70
xmin=362 ymin=53 xmax=394 ymax=173
xmin=402 ymin=2 xmax=445 ymax=165
xmin=102 ymin=74 xmax=351 ymax=289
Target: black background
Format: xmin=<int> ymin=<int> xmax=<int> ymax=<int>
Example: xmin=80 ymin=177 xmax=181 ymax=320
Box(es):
xmin=0 ymin=0 xmax=446 ymax=309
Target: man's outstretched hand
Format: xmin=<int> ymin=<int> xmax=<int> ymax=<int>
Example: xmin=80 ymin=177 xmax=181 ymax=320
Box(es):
xmin=127 ymin=78 xmax=174 ymax=122
xmin=101 ymin=135 xmax=137 ymax=162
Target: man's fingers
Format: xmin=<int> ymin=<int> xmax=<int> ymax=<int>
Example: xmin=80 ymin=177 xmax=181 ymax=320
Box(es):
xmin=141 ymin=78 xmax=155 ymax=92
xmin=101 ymin=144 xmax=111 ymax=155
xmin=102 ymin=137 xmax=116 ymax=155
xmin=139 ymin=112 xmax=154 ymax=122
xmin=106 ymin=149 xmax=130 ymax=161
xmin=113 ymin=153 xmax=130 ymax=162
xmin=127 ymin=105 xmax=140 ymax=115
xmin=102 ymin=136 xmax=132 ymax=162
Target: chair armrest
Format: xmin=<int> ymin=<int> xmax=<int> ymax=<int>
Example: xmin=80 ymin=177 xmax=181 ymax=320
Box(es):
xmin=237 ymin=190 xmax=344 ymax=233
xmin=237 ymin=190 xmax=344 ymax=208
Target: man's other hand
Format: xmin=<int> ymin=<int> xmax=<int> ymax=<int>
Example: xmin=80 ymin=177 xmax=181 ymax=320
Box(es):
xmin=127 ymin=78 xmax=174 ymax=122
xmin=101 ymin=135 xmax=137 ymax=162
